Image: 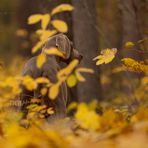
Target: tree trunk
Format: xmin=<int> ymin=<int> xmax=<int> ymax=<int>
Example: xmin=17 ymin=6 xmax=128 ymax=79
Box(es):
xmin=118 ymin=0 xmax=147 ymax=105
xmin=72 ymin=0 xmax=102 ymax=102
xmin=133 ymin=0 xmax=148 ymax=52
xmin=120 ymin=0 xmax=148 ymax=59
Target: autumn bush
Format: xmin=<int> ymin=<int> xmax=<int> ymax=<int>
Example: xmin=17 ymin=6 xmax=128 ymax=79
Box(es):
xmin=0 ymin=4 xmax=148 ymax=148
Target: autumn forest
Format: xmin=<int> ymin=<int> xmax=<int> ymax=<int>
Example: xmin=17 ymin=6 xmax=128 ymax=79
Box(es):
xmin=0 ymin=0 xmax=148 ymax=148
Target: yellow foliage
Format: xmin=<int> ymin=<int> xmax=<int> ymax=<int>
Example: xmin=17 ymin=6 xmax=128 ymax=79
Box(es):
xmin=131 ymin=106 xmax=148 ymax=123
xmin=93 ymin=48 xmax=117 ymax=65
xmin=47 ymin=107 xmax=54 ymax=115
xmin=66 ymin=74 xmax=77 ymax=87
xmin=75 ymin=71 xmax=85 ymax=82
xmin=121 ymin=58 xmax=148 ymax=74
xmin=28 ymin=4 xmax=74 ymax=53
xmin=49 ymin=83 xmax=60 ymax=100
xmin=40 ymin=88 xmax=48 ymax=96
xmin=57 ymin=59 xmax=79 ymax=80
xmin=28 ymin=14 xmax=51 ymax=30
xmin=48 ymin=60 xmax=94 ymax=99
xmin=141 ymin=76 xmax=148 ymax=85
xmin=36 ymin=53 xmax=46 ymax=68
xmin=75 ymin=103 xmax=100 ymax=130
xmin=28 ymin=14 xmax=42 ymax=24
xmin=124 ymin=41 xmax=135 ymax=49
xmin=0 ymin=77 xmax=21 ymax=100
xmin=43 ymin=47 xmax=65 ymax=58
xmin=67 ymin=102 xmax=78 ymax=112
xmin=32 ymin=40 xmax=45 ymax=53
xmin=32 ymin=30 xmax=57 ymax=53
xmin=51 ymin=4 xmax=74 ymax=15
xmin=51 ymin=20 xmax=68 ymax=33
xmin=35 ymin=77 xmax=50 ymax=84
xmin=22 ymin=75 xmax=37 ymax=91
xmin=75 ymin=68 xmax=94 ymax=82
xmin=41 ymin=14 xmax=51 ymax=29
xmin=37 ymin=30 xmax=57 ymax=41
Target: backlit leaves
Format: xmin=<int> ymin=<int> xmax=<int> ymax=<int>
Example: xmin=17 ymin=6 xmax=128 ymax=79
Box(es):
xmin=121 ymin=58 xmax=148 ymax=74
xmin=43 ymin=47 xmax=64 ymax=58
xmin=124 ymin=41 xmax=135 ymax=49
xmin=1 ymin=4 xmax=148 ymax=148
xmin=49 ymin=83 xmax=60 ymax=100
xmin=28 ymin=14 xmax=50 ymax=30
xmin=32 ymin=40 xmax=45 ymax=53
xmin=51 ymin=4 xmax=74 ymax=15
xmin=35 ymin=77 xmax=50 ymax=84
xmin=47 ymin=107 xmax=54 ymax=115
xmin=22 ymin=75 xmax=37 ymax=91
xmin=49 ymin=60 xmax=79 ymax=99
xmin=75 ymin=68 xmax=94 ymax=82
xmin=67 ymin=102 xmax=78 ymax=112
xmin=40 ymin=88 xmax=48 ymax=96
xmin=28 ymin=14 xmax=42 ymax=24
xmin=93 ymin=48 xmax=117 ymax=65
xmin=36 ymin=30 xmax=57 ymax=41
xmin=0 ymin=76 xmax=21 ymax=99
xmin=75 ymin=103 xmax=100 ymax=130
xmin=36 ymin=53 xmax=46 ymax=69
xmin=32 ymin=30 xmax=57 ymax=53
xmin=51 ymin=20 xmax=68 ymax=33
xmin=28 ymin=4 xmax=74 ymax=53
xmin=41 ymin=14 xmax=51 ymax=29
xmin=66 ymin=74 xmax=77 ymax=87
xmin=57 ymin=59 xmax=79 ymax=80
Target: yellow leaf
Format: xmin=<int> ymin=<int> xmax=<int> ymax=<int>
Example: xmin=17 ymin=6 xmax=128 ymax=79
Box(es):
xmin=96 ymin=59 xmax=104 ymax=65
xmin=121 ymin=58 xmax=148 ymax=73
xmin=32 ymin=105 xmax=47 ymax=112
xmin=36 ymin=77 xmax=50 ymax=84
xmin=28 ymin=14 xmax=42 ymax=24
xmin=47 ymin=107 xmax=54 ymax=115
xmin=57 ymin=59 xmax=79 ymax=80
xmin=76 ymin=68 xmax=94 ymax=73
xmin=40 ymin=88 xmax=48 ymax=96
xmin=124 ymin=41 xmax=135 ymax=49
xmin=49 ymin=83 xmax=60 ymax=100
xmin=40 ymin=30 xmax=57 ymax=41
xmin=36 ymin=29 xmax=44 ymax=35
xmin=27 ymin=104 xmax=38 ymax=110
xmin=31 ymin=99 xmax=41 ymax=104
xmin=131 ymin=106 xmax=148 ymax=122
xmin=93 ymin=48 xmax=117 ymax=65
xmin=51 ymin=20 xmax=68 ymax=33
xmin=37 ymin=53 xmax=46 ymax=68
xmin=39 ymin=114 xmax=45 ymax=119
xmin=75 ymin=71 xmax=85 ymax=82
xmin=67 ymin=102 xmax=77 ymax=112
xmin=32 ymin=41 xmax=45 ymax=53
xmin=33 ymin=30 xmax=57 ymax=53
xmin=141 ymin=76 xmax=148 ymax=85
xmin=41 ymin=14 xmax=51 ymax=29
xmin=44 ymin=47 xmax=64 ymax=58
xmin=22 ymin=75 xmax=37 ymax=91
xmin=51 ymin=4 xmax=74 ymax=15
xmin=75 ymin=103 xmax=100 ymax=130
xmin=66 ymin=74 xmax=77 ymax=87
